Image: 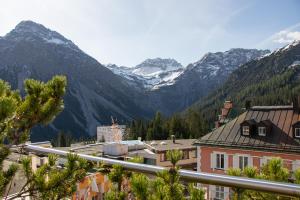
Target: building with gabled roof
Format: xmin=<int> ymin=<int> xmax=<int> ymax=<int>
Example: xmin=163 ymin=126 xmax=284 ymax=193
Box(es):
xmin=194 ymin=103 xmax=300 ymax=200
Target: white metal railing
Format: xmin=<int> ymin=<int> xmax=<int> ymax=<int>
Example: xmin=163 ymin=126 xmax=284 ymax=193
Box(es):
xmin=25 ymin=144 xmax=300 ymax=197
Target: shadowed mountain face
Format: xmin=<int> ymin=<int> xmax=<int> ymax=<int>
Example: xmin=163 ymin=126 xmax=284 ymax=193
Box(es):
xmin=189 ymin=40 xmax=300 ymax=122
xmin=0 ymin=21 xmax=271 ymax=141
xmin=147 ymin=48 xmax=270 ymax=114
xmin=0 ymin=21 xmax=154 ymax=141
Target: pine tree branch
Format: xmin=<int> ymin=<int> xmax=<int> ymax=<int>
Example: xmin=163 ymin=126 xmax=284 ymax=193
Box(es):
xmin=6 ymin=188 xmax=33 ymax=200
xmin=4 ymin=180 xmax=13 ymax=200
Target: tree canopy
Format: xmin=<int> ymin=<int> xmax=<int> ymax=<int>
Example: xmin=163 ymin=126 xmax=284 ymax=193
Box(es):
xmin=0 ymin=76 xmax=91 ymax=199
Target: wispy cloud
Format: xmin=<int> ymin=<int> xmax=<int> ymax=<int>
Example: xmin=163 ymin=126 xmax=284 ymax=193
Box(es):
xmin=200 ymin=3 xmax=253 ymax=48
xmin=272 ymin=30 xmax=300 ymax=44
xmin=257 ymin=22 xmax=300 ymax=48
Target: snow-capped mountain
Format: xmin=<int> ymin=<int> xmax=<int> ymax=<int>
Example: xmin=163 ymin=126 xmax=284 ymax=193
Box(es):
xmin=133 ymin=58 xmax=182 ymax=77
xmin=148 ymin=48 xmax=270 ymax=114
xmin=106 ymin=58 xmax=184 ymax=89
xmin=187 ymin=48 xmax=270 ymax=81
xmin=0 ymin=20 xmax=274 ymax=141
xmin=193 ymin=40 xmax=300 ymax=118
xmin=4 ymin=21 xmax=81 ymax=52
xmin=107 ymin=49 xmax=270 ymax=91
xmin=0 ymin=21 xmax=154 ymax=141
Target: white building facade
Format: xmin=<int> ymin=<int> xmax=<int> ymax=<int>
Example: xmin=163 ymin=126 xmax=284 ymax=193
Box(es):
xmin=97 ymin=124 xmax=126 ymax=142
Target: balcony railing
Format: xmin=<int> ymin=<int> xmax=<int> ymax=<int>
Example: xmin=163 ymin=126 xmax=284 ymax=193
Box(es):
xmin=25 ymin=144 xmax=300 ymax=197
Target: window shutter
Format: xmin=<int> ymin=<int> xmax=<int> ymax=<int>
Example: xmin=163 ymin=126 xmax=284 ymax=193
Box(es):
xmin=224 ymin=187 xmax=230 ymax=199
xmin=260 ymin=157 xmax=267 ymax=167
xmin=248 ymin=156 xmax=253 ymax=167
xmin=233 ymin=155 xmax=238 ymax=169
xmin=209 ymin=185 xmax=216 ymax=199
xmin=292 ymin=160 xmax=300 ymax=171
xmin=211 ymin=152 xmax=215 ymax=169
xmin=224 ymin=154 xmax=228 ymax=170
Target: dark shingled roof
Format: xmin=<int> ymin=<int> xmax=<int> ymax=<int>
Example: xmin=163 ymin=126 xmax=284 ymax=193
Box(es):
xmin=242 ymin=119 xmax=257 ymax=125
xmin=194 ymin=106 xmax=300 ymax=153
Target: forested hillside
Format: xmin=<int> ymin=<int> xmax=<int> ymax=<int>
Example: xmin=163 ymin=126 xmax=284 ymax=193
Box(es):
xmin=192 ymin=41 xmax=300 ymax=124
xmin=129 ymin=41 xmax=300 ymax=140
xmin=127 ymin=110 xmax=209 ymax=141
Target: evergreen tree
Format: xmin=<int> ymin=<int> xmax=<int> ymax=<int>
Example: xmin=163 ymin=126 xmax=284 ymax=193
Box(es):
xmin=153 ymin=111 xmax=163 ymax=139
xmin=56 ymin=131 xmax=72 ymax=147
xmin=130 ymin=173 xmax=149 ymax=200
xmin=188 ymin=183 xmax=205 ymax=200
xmin=151 ymin=150 xmax=185 ymax=200
xmin=102 ymin=150 xmax=205 ymax=200
xmin=227 ymin=157 xmax=299 ymax=200
xmin=53 ymin=131 xmax=69 ymax=147
xmin=17 ymin=154 xmax=91 ymax=200
xmin=0 ymin=76 xmax=91 ymax=199
xmin=105 ymin=164 xmax=130 ymax=200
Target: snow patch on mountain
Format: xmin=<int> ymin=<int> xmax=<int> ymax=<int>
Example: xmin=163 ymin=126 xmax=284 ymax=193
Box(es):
xmin=5 ymin=20 xmax=81 ymax=52
xmin=188 ymin=48 xmax=270 ymax=79
xmin=106 ymin=58 xmax=184 ymax=90
xmin=288 ymin=60 xmax=300 ymax=69
xmin=107 ymin=49 xmax=270 ymax=90
xmin=44 ymin=38 xmax=66 ymax=45
xmin=273 ymin=40 xmax=300 ymax=55
xmin=133 ymin=58 xmax=182 ymax=77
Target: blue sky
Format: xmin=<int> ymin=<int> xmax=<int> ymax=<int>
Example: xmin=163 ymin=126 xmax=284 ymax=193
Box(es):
xmin=0 ymin=0 xmax=299 ymax=66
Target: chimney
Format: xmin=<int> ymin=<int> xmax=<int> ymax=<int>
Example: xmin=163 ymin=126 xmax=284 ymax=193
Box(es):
xmin=171 ymin=135 xmax=176 ymax=143
xmin=221 ymin=108 xmax=229 ymax=117
xmin=215 ymin=100 xmax=233 ymax=128
xmin=224 ymin=101 xmax=233 ymax=110
xmin=215 ymin=121 xmax=221 ymax=128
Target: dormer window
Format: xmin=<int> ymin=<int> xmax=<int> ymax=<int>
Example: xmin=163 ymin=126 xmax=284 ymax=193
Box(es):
xmin=258 ymin=127 xmax=266 ymax=136
xmin=257 ymin=120 xmax=272 ymax=136
xmin=292 ymin=121 xmax=300 ymax=138
xmin=295 ymin=128 xmax=300 ymax=138
xmin=240 ymin=119 xmax=256 ymax=136
xmin=242 ymin=126 xmax=250 ymax=135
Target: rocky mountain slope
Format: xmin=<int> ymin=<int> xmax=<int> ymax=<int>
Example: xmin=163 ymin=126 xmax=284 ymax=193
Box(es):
xmin=189 ymin=40 xmax=300 ymax=122
xmin=106 ymin=58 xmax=184 ymax=89
xmin=0 ymin=21 xmax=154 ymax=141
xmin=0 ymin=20 xmax=272 ymax=141
xmin=147 ymin=48 xmax=270 ymax=114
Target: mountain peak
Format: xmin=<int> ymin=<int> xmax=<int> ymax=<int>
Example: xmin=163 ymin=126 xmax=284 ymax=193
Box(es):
xmin=7 ymin=20 xmax=54 ymax=38
xmin=14 ymin=20 xmax=47 ymax=33
xmin=4 ymin=20 xmax=79 ymax=50
xmin=133 ymin=58 xmax=183 ymax=77
xmin=187 ymin=48 xmax=270 ymax=78
xmin=273 ymin=40 xmax=300 ymax=54
xmin=137 ymin=58 xmax=182 ymax=67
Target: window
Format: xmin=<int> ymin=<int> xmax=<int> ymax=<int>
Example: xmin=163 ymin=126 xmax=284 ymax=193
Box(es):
xmin=216 ymin=154 xmax=225 ymax=169
xmin=260 ymin=156 xmax=272 ymax=167
xmin=258 ymin=127 xmax=266 ymax=136
xmin=239 ymin=156 xmax=249 ymax=170
xmin=144 ymin=158 xmax=156 ymax=165
xmin=242 ymin=126 xmax=250 ymax=135
xmin=182 ymin=150 xmax=189 ymax=159
xmin=160 ymin=153 xmax=166 ymax=162
xmin=215 ymin=186 xmax=225 ymax=200
xmin=295 ymin=128 xmax=300 ymax=138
